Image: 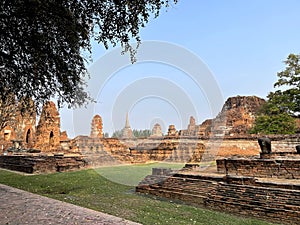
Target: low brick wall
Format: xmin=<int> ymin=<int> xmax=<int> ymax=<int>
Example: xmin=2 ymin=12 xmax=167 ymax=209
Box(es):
xmin=260 ymin=152 xmax=300 ymax=159
xmin=130 ymin=149 xmax=173 ymax=162
xmin=136 ymin=172 xmax=300 ymax=224
xmin=217 ymin=157 xmax=300 ymax=179
xmin=70 ymin=135 xmax=299 ymax=164
xmin=0 ymin=154 xmax=87 ymax=173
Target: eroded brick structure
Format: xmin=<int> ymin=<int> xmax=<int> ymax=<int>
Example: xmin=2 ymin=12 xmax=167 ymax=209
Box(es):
xmin=90 ymin=114 xmax=103 ymax=138
xmin=130 ymin=138 xmax=205 ymax=163
xmin=179 ymin=116 xmax=200 ymax=136
xmin=212 ymin=95 xmax=266 ymax=136
xmin=136 ymin=139 xmax=300 ymax=224
xmin=167 ymin=125 xmax=178 ymax=137
xmin=0 ymin=99 xmax=36 ymax=149
xmin=0 ymin=100 xmax=66 ymax=152
xmin=179 ymin=96 xmax=266 ymax=137
xmin=0 ymin=154 xmax=86 ymax=173
xmin=151 ymin=123 xmax=163 ymax=137
xmin=1 ymin=95 xmax=299 ymax=176
xmin=35 ymin=101 xmax=61 ymax=152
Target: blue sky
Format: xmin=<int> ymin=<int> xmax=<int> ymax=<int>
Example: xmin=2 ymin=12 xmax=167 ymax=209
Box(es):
xmin=61 ymin=0 xmax=300 ymax=137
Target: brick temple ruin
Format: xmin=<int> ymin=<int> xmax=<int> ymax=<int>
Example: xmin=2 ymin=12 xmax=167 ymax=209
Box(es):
xmin=1 ymin=95 xmax=300 ymax=174
xmin=0 ymin=100 xmax=64 ymax=152
xmin=0 ymin=100 xmax=86 ymax=173
xmin=0 ymin=95 xmax=300 ymax=223
xmin=136 ymin=138 xmax=300 ymax=224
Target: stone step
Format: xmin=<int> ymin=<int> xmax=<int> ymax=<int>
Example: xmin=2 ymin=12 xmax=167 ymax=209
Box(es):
xmin=205 ymin=197 xmax=300 ymax=221
xmin=137 ymin=185 xmax=207 ymax=205
xmin=208 ymin=192 xmax=300 ymax=210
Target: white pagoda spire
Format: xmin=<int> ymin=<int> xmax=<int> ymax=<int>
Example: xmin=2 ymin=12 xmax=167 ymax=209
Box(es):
xmin=125 ymin=112 xmax=130 ymax=128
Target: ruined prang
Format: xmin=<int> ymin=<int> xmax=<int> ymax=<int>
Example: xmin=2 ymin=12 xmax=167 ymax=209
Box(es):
xmin=35 ymin=101 xmax=61 ymax=152
xmin=151 ymin=123 xmax=163 ymax=137
xmin=0 ymin=98 xmax=36 ymax=149
xmin=167 ymin=125 xmax=178 ymax=137
xmin=90 ymin=115 xmax=103 ymax=138
xmin=213 ymin=96 xmax=266 ymax=136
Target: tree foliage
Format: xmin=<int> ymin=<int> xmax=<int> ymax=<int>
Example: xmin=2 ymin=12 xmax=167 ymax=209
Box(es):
xmin=250 ymin=111 xmax=296 ymax=135
xmin=251 ymin=54 xmax=299 ymax=135
xmin=112 ymin=129 xmax=151 ymax=138
xmin=268 ymin=53 xmax=300 ymax=115
xmin=132 ymin=129 xmax=151 ymax=138
xmin=0 ymin=93 xmax=17 ymax=131
xmin=1 ymin=0 xmax=178 ymax=109
xmin=111 ymin=130 xmax=122 ymax=138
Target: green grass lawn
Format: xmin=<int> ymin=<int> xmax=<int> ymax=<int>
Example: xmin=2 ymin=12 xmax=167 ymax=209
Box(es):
xmin=0 ymin=164 xmax=275 ymax=225
xmin=95 ymin=162 xmax=185 ymax=186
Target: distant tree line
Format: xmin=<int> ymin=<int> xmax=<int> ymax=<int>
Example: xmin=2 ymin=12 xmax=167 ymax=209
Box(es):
xmin=133 ymin=129 xmax=151 ymax=138
xmin=111 ymin=130 xmax=122 ymax=138
xmin=111 ymin=129 xmax=151 ymax=138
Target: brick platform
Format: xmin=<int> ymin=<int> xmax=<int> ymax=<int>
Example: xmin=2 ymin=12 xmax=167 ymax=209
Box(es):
xmin=0 ymin=154 xmax=87 ymax=173
xmin=136 ymin=166 xmax=300 ymax=224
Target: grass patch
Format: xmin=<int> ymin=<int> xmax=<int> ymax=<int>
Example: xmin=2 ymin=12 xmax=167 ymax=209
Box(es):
xmin=0 ymin=167 xmax=274 ymax=225
xmin=95 ymin=162 xmax=184 ymax=186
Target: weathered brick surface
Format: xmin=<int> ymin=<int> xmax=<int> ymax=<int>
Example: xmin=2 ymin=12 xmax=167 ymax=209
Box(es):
xmin=72 ymin=135 xmax=300 ymax=165
xmin=0 ymin=99 xmax=36 ymax=149
xmin=217 ymin=157 xmax=300 ymax=179
xmin=90 ymin=115 xmax=103 ymax=138
xmin=0 ymin=154 xmax=87 ymax=173
xmin=130 ymin=139 xmax=206 ymax=163
xmin=136 ymin=171 xmax=300 ymax=224
xmin=35 ymin=101 xmax=61 ymax=152
xmin=72 ymin=136 xmax=134 ymax=165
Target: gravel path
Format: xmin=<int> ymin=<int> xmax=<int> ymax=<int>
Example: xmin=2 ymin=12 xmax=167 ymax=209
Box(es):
xmin=0 ymin=184 xmax=141 ymax=225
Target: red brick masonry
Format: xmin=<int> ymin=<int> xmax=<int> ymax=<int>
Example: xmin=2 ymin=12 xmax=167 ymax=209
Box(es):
xmin=136 ymin=168 xmax=300 ymax=224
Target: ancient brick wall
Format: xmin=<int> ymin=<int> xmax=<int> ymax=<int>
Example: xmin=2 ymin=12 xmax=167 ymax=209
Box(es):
xmin=129 ymin=136 xmax=296 ymax=160
xmin=216 ymin=157 xmax=300 ymax=179
xmin=205 ymin=178 xmax=300 ymax=224
xmin=271 ymin=136 xmax=300 ymax=152
xmin=136 ymin=173 xmax=300 ymax=224
xmin=207 ymin=135 xmax=300 ymax=157
xmin=0 ymin=98 xmax=36 ymax=150
xmin=0 ymin=154 xmax=86 ymax=173
xmin=213 ymin=138 xmax=259 ymax=156
xmin=130 ymin=138 xmax=206 ymax=163
xmin=72 ymin=136 xmax=133 ymax=165
xmin=69 ymin=135 xmax=299 ymax=164
xmin=130 ymin=149 xmax=173 ymax=163
xmin=15 ymin=99 xmax=36 ymax=148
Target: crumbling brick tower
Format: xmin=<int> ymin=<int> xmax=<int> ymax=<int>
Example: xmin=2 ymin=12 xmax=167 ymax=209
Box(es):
xmin=90 ymin=114 xmax=103 ymax=138
xmin=35 ymin=101 xmax=61 ymax=152
xmin=15 ymin=99 xmax=36 ymax=148
xmin=0 ymin=98 xmax=36 ymax=150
